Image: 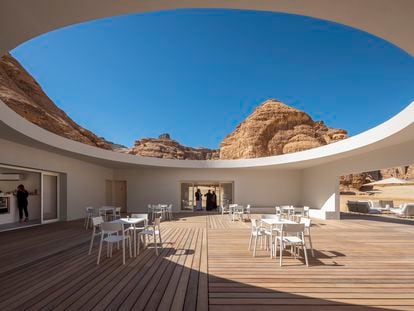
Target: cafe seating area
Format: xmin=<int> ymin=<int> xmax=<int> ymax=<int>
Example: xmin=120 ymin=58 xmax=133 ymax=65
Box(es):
xmin=85 ymin=204 xmax=172 ymax=265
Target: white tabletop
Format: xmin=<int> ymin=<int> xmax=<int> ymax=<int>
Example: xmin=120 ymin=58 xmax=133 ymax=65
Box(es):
xmin=261 ymin=218 xmax=296 ymax=225
xmin=111 ymin=217 xmax=145 ymax=225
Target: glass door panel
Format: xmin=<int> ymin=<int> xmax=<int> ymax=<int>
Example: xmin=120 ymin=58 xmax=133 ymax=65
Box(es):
xmin=181 ymin=183 xmax=194 ymax=210
xmin=42 ymin=173 xmax=59 ymax=222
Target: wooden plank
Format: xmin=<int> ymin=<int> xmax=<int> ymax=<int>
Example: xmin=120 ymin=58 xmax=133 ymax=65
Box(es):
xmin=0 ymin=213 xmax=413 ymax=310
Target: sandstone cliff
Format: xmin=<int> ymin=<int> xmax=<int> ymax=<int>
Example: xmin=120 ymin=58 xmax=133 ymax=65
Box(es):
xmin=129 ymin=133 xmax=219 ymax=160
xmin=2 ymin=52 xmax=412 ymax=185
xmin=220 ymin=99 xmax=347 ymax=159
xmin=0 ymin=53 xmax=112 ymax=149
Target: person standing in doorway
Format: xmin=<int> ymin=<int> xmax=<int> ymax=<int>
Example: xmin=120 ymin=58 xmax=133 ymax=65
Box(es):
xmin=195 ymin=188 xmax=202 ymax=211
xmin=16 ymin=184 xmax=29 ymax=222
xmin=205 ymin=190 xmax=213 ymax=211
xmin=212 ymin=191 xmax=217 ymax=210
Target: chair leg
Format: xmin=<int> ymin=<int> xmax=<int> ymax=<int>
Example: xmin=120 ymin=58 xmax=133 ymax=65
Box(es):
xmin=97 ymin=237 xmax=103 ymax=265
xmin=269 ymin=235 xmax=273 ymax=258
xmin=274 ymin=238 xmax=278 ymax=260
xmin=248 ymin=233 xmax=253 ymax=250
xmin=308 ymin=234 xmax=315 ymax=257
xmin=88 ymin=232 xmax=95 ymax=255
xmin=159 ymin=231 xmax=163 ymax=245
xmin=303 ymin=244 xmax=309 ymax=267
xmin=122 ymin=239 xmax=126 ymax=265
xmin=279 ymin=240 xmax=283 ymax=267
xmin=129 ymin=237 xmax=132 ymax=258
xmin=253 ymin=236 xmax=258 ymax=257
xmin=137 ymin=234 xmax=141 ymax=255
xmin=154 ymin=232 xmax=158 ymax=256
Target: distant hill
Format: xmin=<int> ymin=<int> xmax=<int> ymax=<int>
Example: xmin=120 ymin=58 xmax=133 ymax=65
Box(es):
xmin=0 ymin=53 xmax=112 ymax=150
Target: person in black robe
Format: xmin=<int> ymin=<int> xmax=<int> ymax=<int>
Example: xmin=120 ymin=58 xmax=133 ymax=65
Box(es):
xmin=204 ymin=190 xmax=213 ymax=211
xmin=16 ymin=184 xmax=29 ymax=222
xmin=211 ymin=191 xmax=217 ymax=210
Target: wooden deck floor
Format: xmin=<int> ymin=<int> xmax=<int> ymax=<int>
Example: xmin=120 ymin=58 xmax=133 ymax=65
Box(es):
xmin=0 ymin=213 xmax=413 ymax=310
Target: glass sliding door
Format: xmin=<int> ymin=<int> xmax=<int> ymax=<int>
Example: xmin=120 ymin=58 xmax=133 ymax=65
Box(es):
xmin=181 ymin=183 xmax=194 ymax=210
xmin=180 ymin=181 xmax=234 ymax=211
xmin=42 ymin=173 xmax=59 ymax=223
xmin=219 ymin=182 xmax=234 ymax=207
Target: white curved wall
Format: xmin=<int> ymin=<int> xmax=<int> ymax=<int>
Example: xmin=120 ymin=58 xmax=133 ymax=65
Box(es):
xmin=0 ymin=0 xmax=413 ymax=220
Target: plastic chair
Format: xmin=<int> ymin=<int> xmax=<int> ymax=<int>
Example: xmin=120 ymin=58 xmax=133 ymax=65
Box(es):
xmin=97 ymin=222 xmax=132 ymax=265
xmin=276 ymin=223 xmax=308 ymax=267
xmin=138 ymin=217 xmax=162 ymax=255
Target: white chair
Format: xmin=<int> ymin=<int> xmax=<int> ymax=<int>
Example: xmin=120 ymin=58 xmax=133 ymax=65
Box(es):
xmin=245 ymin=204 xmax=251 ymax=220
xmin=84 ymin=206 xmax=94 ymax=229
xmin=228 ymin=204 xmax=237 ymax=219
xmin=275 ymin=206 xmax=282 ymax=216
xmin=129 ymin=213 xmax=148 ymax=229
xmin=221 ymin=204 xmax=230 ymax=216
xmin=293 ymin=206 xmax=305 ymax=216
xmin=390 ymin=203 xmax=414 ymax=217
xmin=88 ymin=216 xmax=104 ymax=254
xmin=165 ymin=204 xmax=173 ymax=221
xmin=113 ymin=207 xmax=122 ymax=220
xmin=261 ymin=214 xmax=282 ymax=258
xmin=232 ymin=205 xmax=244 ymax=222
xmin=97 ymin=222 xmax=132 ymax=265
xmin=303 ymin=206 xmax=310 ymax=218
xmin=100 ymin=206 xmax=115 ymax=221
xmin=275 ymin=223 xmax=308 ymax=267
xmin=300 ymin=217 xmax=315 ymax=257
xmin=248 ymin=219 xmax=266 ymax=257
xmin=138 ymin=217 xmax=162 ymax=256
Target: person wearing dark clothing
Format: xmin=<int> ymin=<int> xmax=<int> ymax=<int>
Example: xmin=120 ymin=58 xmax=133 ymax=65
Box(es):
xmin=16 ymin=184 xmax=29 ymax=222
xmin=195 ymin=189 xmax=202 ymax=211
xmin=204 ymin=190 xmax=213 ymax=211
xmin=212 ymin=191 xmax=217 ymax=210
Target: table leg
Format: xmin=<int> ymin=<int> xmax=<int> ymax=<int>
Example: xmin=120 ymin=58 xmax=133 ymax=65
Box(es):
xmin=134 ymin=224 xmax=137 ymax=257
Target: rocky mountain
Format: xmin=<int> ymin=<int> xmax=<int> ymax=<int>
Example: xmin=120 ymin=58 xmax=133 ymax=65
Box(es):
xmin=0 ymin=53 xmax=112 ymax=149
xmin=128 ymin=133 xmax=219 ymax=160
xmin=340 ymin=166 xmax=414 ymax=191
xmin=1 ymin=52 xmax=412 ymax=186
xmin=220 ymin=99 xmax=347 ymax=159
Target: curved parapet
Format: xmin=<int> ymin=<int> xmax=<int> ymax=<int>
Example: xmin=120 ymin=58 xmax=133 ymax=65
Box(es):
xmin=1 ymin=99 xmax=413 ymax=169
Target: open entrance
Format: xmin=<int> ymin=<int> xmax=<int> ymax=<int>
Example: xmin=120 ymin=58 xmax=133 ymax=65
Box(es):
xmin=0 ymin=164 xmax=61 ymax=231
xmin=180 ymin=181 xmax=233 ymax=211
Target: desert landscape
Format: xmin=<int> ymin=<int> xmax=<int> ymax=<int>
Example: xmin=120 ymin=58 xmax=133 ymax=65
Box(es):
xmin=340 ymin=184 xmax=414 ymax=212
xmin=1 ymin=52 xmax=413 ymax=211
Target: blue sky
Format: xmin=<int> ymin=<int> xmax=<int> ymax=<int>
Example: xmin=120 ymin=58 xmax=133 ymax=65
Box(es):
xmin=11 ymin=9 xmax=414 ymax=149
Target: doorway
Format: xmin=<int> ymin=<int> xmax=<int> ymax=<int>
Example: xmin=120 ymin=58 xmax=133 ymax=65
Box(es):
xmin=42 ymin=173 xmax=59 ymax=223
xmin=0 ymin=164 xmax=61 ymax=231
xmin=105 ymin=180 xmax=127 ymax=213
xmin=180 ymin=181 xmax=234 ymax=211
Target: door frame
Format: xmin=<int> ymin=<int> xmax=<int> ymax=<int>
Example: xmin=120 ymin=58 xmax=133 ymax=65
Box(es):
xmin=41 ymin=171 xmax=60 ymax=224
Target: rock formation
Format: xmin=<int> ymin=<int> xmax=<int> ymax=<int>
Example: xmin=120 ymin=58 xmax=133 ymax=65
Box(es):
xmin=0 ymin=53 xmax=112 ymax=150
xmin=129 ymin=134 xmax=219 ymax=160
xmin=1 ymin=52 xmax=413 ymax=186
xmin=220 ymin=99 xmax=347 ymax=159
